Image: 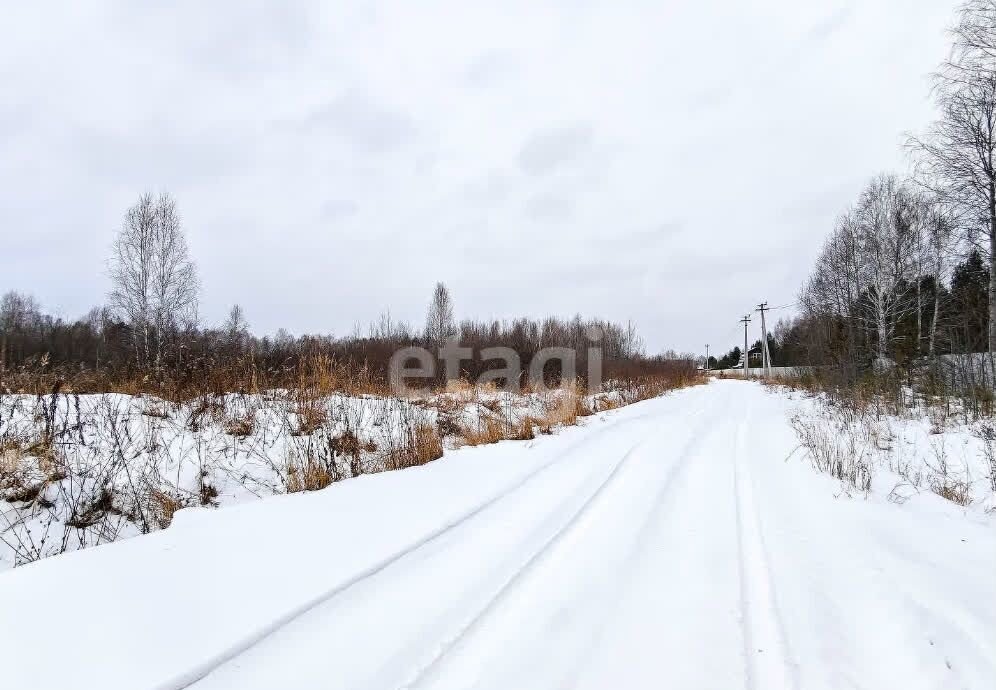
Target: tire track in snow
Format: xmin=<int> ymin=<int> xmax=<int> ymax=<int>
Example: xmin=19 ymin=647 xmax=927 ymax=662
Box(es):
xmin=170 ymin=402 xmax=692 ymax=690
xmin=733 ymin=405 xmax=799 ymax=690
xmin=552 ymin=409 xmax=720 ymax=690
xmin=401 ymin=408 xmax=712 ymax=690
xmin=166 ymin=423 xmax=624 ymax=687
xmin=398 ymin=443 xmax=650 ymax=688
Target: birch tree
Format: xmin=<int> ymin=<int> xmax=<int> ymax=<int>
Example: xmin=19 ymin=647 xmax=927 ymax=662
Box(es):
xmin=109 ymin=192 xmax=199 ymax=368
xmin=924 ymin=203 xmax=958 ymax=355
xmin=223 ymin=304 xmax=250 ymax=353
xmin=802 ymin=177 xmax=924 ymax=368
xmin=854 ymin=175 xmax=921 ymax=364
xmin=800 ymin=210 xmax=864 ymax=371
xmin=424 ymin=282 xmax=455 ymax=345
xmin=910 ymin=0 xmax=996 ymax=353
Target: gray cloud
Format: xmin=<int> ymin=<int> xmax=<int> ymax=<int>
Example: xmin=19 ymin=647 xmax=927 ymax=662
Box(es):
xmin=0 ymin=0 xmax=960 ymax=354
xmin=462 ymin=53 xmax=515 ymax=88
xmin=615 ymin=222 xmax=685 ymax=249
xmin=67 ymin=122 xmax=251 ymax=187
xmin=690 ymin=86 xmax=733 ymax=111
xmin=806 ymin=7 xmax=853 ymax=42
xmin=110 ymin=2 xmax=315 ymax=78
xmin=300 ymin=90 xmax=416 ymax=154
xmin=524 ymin=193 xmax=573 ymax=222
xmin=320 ymin=199 xmax=359 ymax=221
xmin=462 ymin=171 xmax=513 ymax=205
xmin=517 ymin=124 xmax=593 ymax=176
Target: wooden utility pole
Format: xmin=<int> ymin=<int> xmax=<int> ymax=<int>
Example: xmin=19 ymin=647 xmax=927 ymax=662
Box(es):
xmin=705 ymin=344 xmax=710 ymax=371
xmin=756 ymin=302 xmax=771 ymax=377
xmin=740 ymin=315 xmax=751 ymax=378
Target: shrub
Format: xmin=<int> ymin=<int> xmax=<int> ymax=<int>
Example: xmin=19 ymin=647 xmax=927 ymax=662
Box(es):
xmin=458 ymin=417 xmax=507 ymax=447
xmin=385 ymin=424 xmax=443 ymax=470
xmin=292 ymin=403 xmax=327 ymax=436
xmin=223 ymin=413 xmax=255 ymax=437
xmin=286 ymin=460 xmax=334 ymax=494
xmin=930 ymin=477 xmax=973 ymax=506
xmin=790 ymin=412 xmax=872 ymax=492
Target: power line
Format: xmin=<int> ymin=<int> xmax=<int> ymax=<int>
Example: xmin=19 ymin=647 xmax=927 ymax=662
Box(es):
xmin=710 ymin=301 xmax=796 ymax=371
xmin=708 ymin=323 xmax=742 ymax=356
xmin=756 ymin=302 xmax=771 ymax=376
xmin=739 ymin=314 xmax=751 ymax=377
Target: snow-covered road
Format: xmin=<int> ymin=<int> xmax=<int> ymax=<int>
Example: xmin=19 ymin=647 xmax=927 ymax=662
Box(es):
xmin=1 ymin=381 xmax=994 ymax=689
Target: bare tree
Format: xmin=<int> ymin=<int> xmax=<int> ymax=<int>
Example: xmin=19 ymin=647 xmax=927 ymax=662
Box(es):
xmin=0 ymin=291 xmax=42 ymax=371
xmin=910 ymin=0 xmax=996 ymax=352
xmin=425 ymin=282 xmax=455 ymax=345
xmin=801 ymin=177 xmax=924 ymax=370
xmin=924 ymin=202 xmax=958 ymax=355
xmin=854 ymin=175 xmax=922 ymax=364
xmin=223 ymin=304 xmax=249 ymax=352
xmin=109 ymin=193 xmax=199 ymax=368
xmin=950 ymin=0 xmax=996 ymax=66
xmin=802 ymin=211 xmax=863 ymax=361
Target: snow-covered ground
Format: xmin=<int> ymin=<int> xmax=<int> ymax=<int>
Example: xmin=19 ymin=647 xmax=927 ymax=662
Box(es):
xmin=0 ymin=385 xmax=600 ymax=569
xmin=0 ymin=380 xmax=993 ymax=689
xmin=783 ymin=383 xmax=996 ymax=514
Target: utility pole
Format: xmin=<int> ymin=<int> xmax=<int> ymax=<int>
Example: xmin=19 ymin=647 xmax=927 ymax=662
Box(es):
xmin=705 ymin=344 xmax=710 ymax=371
xmin=739 ymin=314 xmax=751 ymax=378
xmin=756 ymin=302 xmax=771 ymax=377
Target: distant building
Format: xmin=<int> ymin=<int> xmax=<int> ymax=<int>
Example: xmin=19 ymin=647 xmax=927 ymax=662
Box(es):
xmin=734 ymin=347 xmax=763 ymax=368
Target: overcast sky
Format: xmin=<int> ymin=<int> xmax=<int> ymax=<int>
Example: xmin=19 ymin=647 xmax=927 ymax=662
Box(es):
xmin=0 ymin=0 xmax=962 ymax=355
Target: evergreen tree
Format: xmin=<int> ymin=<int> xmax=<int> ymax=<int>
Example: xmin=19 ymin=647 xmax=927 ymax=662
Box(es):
xmin=949 ymin=250 xmax=989 ymax=352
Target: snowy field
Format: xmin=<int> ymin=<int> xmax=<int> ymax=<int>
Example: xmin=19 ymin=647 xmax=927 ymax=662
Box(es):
xmin=0 ymin=383 xmax=617 ymax=570
xmin=0 ymin=379 xmax=992 ymax=689
xmin=784 ymin=383 xmax=996 ymax=514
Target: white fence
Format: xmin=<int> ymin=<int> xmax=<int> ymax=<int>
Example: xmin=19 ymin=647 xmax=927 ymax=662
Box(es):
xmin=709 ymin=366 xmax=812 ymax=379
xmin=712 ymin=355 xmax=996 ymax=390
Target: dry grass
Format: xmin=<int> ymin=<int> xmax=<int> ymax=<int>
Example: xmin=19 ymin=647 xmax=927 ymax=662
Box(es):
xmin=0 ymin=436 xmax=62 ymax=503
xmin=223 ymin=413 xmax=256 ymax=437
xmin=385 ymin=424 xmax=444 ymax=470
xmin=925 ymin=439 xmax=974 ymax=506
xmin=187 ymin=396 xmax=225 ymax=431
xmin=930 ymin=477 xmax=973 ymax=506
xmin=149 ymin=490 xmax=183 ymax=529
xmin=286 ymin=459 xmax=335 ymax=494
xmin=141 ymin=400 xmax=171 ymax=419
xmin=296 ymin=352 xmax=389 ymax=398
xmin=199 ymin=480 xmax=219 ymax=506
xmin=515 ymin=417 xmax=536 ymax=440
xmin=537 ymin=386 xmax=583 ymax=431
xmin=457 ymin=414 xmax=540 ymax=447
xmin=0 ymin=445 xmax=24 ymax=480
xmin=1 ymin=446 xmax=45 ymax=505
xmin=65 ymin=487 xmax=118 ymax=529
xmin=458 ymin=417 xmax=507 ymax=447
xmin=291 ymin=402 xmax=327 ymax=436
xmin=978 ymin=423 xmax=996 ymax=493
xmin=452 ymin=375 xmax=705 ymax=443
xmin=790 ymin=412 xmax=873 ymax=492
xmin=589 ymin=394 xmax=624 ymax=413
xmin=0 ymin=363 xmax=705 ymax=570
xmin=444 ymin=378 xmax=475 ymax=398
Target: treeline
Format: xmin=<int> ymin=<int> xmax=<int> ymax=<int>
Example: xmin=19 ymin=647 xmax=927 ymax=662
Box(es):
xmin=1 ymin=295 xmax=664 ymax=389
xmin=766 ymin=2 xmax=996 ymax=382
xmin=0 ymin=194 xmax=675 ymax=395
xmin=709 ymin=317 xmax=823 ymax=370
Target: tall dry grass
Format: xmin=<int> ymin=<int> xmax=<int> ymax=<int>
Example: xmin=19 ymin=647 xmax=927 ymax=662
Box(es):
xmin=0 ymin=355 xmax=702 ymax=568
